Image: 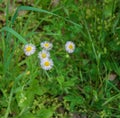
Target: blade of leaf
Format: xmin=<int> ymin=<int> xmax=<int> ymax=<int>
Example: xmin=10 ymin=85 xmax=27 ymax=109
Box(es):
xmin=11 ymin=6 xmax=82 ymax=28
xmin=102 ymin=93 xmax=120 ymax=106
xmin=1 ymin=27 xmax=27 ymax=44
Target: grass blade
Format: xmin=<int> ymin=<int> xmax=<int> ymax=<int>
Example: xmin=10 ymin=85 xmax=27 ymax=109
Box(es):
xmin=11 ymin=6 xmax=82 ymax=28
xmin=1 ymin=27 xmax=27 ymax=44
xmin=102 ymin=93 xmax=120 ymax=106
xmin=4 ymin=73 xmax=25 ymax=118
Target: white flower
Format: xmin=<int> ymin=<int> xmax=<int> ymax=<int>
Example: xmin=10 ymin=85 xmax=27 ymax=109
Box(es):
xmin=24 ymin=44 xmax=36 ymax=56
xmin=41 ymin=41 xmax=53 ymax=50
xmin=38 ymin=50 xmax=50 ymax=60
xmin=40 ymin=58 xmax=53 ymax=70
xmin=65 ymin=41 xmax=75 ymax=53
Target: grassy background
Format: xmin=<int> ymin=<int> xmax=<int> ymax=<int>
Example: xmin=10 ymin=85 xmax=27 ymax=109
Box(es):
xmin=0 ymin=0 xmax=120 ymax=118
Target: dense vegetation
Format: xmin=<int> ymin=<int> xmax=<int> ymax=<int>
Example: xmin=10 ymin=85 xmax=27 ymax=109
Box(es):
xmin=0 ymin=0 xmax=120 ymax=118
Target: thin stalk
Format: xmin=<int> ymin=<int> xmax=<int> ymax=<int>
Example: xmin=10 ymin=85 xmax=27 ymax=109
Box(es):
xmin=81 ymin=10 xmax=102 ymax=84
xmin=4 ymin=73 xmax=25 ymax=118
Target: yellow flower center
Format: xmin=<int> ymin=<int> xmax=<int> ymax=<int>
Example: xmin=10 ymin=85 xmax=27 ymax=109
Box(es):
xmin=69 ymin=44 xmax=73 ymax=49
xmin=44 ymin=43 xmax=49 ymax=48
xmin=42 ymin=53 xmax=46 ymax=58
xmin=44 ymin=61 xmax=50 ymax=66
xmin=26 ymin=46 xmax=32 ymax=52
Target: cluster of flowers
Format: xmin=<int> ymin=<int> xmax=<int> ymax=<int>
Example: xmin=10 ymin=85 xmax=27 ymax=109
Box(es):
xmin=24 ymin=41 xmax=75 ymax=70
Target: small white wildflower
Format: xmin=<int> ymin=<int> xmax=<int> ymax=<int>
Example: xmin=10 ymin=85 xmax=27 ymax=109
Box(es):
xmin=24 ymin=44 xmax=36 ymax=56
xmin=40 ymin=58 xmax=53 ymax=70
xmin=65 ymin=41 xmax=75 ymax=53
xmin=38 ymin=50 xmax=50 ymax=60
xmin=41 ymin=41 xmax=53 ymax=50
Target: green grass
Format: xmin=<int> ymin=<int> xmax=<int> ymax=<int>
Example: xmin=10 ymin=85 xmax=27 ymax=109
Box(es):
xmin=0 ymin=0 xmax=120 ymax=118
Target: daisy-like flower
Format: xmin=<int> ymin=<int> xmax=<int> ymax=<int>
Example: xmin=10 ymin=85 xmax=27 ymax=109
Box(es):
xmin=65 ymin=41 xmax=75 ymax=53
xmin=41 ymin=41 xmax=53 ymax=50
xmin=24 ymin=44 xmax=36 ymax=56
xmin=40 ymin=58 xmax=53 ymax=70
xmin=38 ymin=50 xmax=50 ymax=60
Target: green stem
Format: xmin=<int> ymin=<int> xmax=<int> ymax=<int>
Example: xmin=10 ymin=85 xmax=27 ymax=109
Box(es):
xmin=4 ymin=73 xmax=25 ymax=118
xmin=4 ymin=86 xmax=14 ymax=118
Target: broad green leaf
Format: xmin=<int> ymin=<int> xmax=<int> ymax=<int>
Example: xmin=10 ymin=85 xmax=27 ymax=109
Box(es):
xmin=19 ymin=111 xmax=35 ymax=118
xmin=16 ymin=90 xmax=34 ymax=109
xmin=64 ymin=94 xmax=84 ymax=110
xmin=29 ymin=79 xmax=46 ymax=95
xmin=36 ymin=108 xmax=54 ymax=118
